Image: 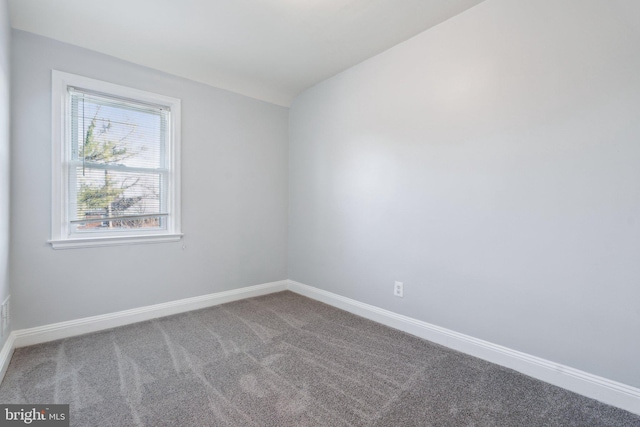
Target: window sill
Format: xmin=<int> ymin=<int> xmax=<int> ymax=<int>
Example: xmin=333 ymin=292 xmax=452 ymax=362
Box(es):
xmin=48 ymin=233 xmax=183 ymax=249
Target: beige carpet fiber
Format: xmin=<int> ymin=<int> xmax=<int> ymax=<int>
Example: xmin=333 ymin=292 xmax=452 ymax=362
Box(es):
xmin=0 ymin=291 xmax=638 ymax=426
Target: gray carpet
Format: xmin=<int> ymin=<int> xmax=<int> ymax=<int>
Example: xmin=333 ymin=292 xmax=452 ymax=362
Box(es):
xmin=0 ymin=291 xmax=638 ymax=426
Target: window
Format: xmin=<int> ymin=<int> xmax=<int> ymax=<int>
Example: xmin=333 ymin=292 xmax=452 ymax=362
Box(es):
xmin=50 ymin=71 xmax=181 ymax=249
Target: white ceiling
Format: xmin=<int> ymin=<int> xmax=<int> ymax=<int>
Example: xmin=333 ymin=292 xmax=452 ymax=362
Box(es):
xmin=9 ymin=0 xmax=485 ymax=106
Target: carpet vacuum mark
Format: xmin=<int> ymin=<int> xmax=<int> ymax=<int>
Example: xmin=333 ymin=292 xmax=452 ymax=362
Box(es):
xmin=0 ymin=291 xmax=638 ymax=426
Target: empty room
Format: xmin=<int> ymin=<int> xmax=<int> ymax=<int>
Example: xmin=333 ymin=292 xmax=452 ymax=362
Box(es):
xmin=0 ymin=0 xmax=638 ymax=425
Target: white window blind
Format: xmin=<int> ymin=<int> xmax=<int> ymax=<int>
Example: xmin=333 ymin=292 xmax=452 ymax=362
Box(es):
xmin=69 ymin=89 xmax=170 ymax=232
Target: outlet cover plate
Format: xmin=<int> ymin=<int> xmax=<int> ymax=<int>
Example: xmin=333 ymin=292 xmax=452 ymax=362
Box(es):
xmin=394 ymin=281 xmax=404 ymax=297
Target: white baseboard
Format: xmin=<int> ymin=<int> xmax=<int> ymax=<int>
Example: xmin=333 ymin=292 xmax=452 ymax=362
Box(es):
xmin=0 ymin=333 xmax=15 ymax=383
xmin=12 ymin=280 xmax=288 ymax=348
xmin=287 ymin=280 xmax=640 ymax=416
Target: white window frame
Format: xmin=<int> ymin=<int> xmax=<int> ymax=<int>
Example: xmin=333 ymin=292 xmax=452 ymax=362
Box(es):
xmin=49 ymin=70 xmax=182 ymax=249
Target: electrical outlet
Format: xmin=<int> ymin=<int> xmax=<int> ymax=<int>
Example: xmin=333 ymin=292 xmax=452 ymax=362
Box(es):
xmin=394 ymin=281 xmax=403 ymax=297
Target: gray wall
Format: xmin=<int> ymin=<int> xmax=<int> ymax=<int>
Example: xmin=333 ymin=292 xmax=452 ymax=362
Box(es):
xmin=0 ymin=0 xmax=9 ymax=347
xmin=11 ymin=30 xmax=289 ymax=329
xmin=289 ymin=0 xmax=640 ymax=388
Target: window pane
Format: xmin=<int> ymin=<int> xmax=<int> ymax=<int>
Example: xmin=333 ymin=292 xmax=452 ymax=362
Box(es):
xmin=71 ymin=167 xmax=166 ymax=232
xmin=70 ymin=91 xmax=167 ymax=170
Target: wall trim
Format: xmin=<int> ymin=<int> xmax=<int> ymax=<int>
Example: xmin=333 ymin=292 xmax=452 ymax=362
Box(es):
xmin=12 ymin=280 xmax=288 ymax=348
xmin=287 ymin=280 xmax=640 ymax=416
xmin=0 ymin=333 xmax=15 ymax=384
